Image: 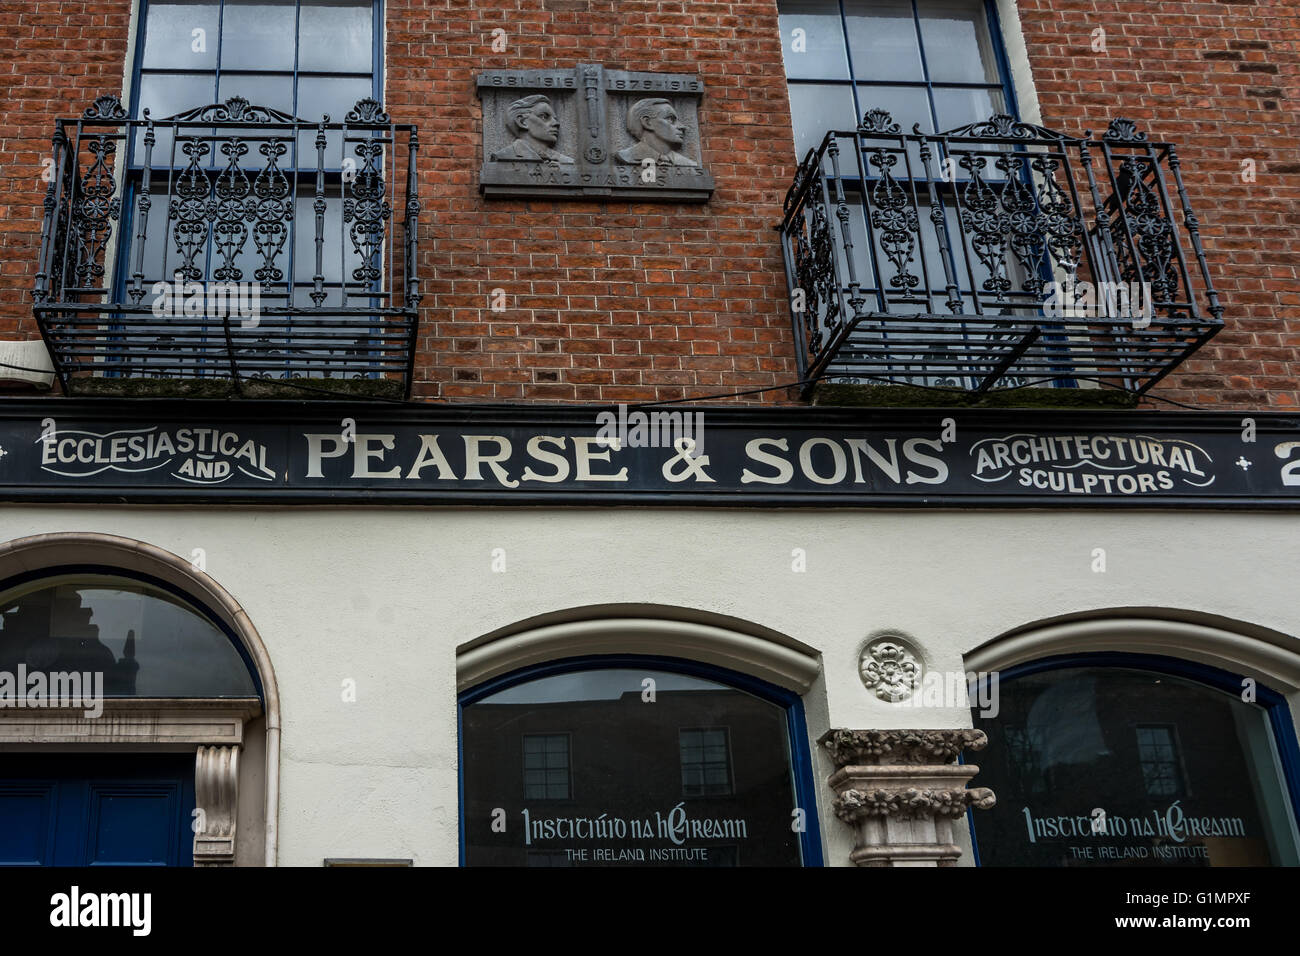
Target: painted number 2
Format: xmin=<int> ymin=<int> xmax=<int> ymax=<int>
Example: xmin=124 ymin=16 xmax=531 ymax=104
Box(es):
xmin=1275 ymin=442 xmax=1300 ymax=486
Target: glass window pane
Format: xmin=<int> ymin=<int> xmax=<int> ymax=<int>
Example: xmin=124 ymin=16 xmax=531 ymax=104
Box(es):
xmin=299 ymin=0 xmax=373 ymax=73
xmin=933 ymin=86 xmax=1006 ymax=133
xmin=917 ymin=0 xmax=1000 ymax=84
xmin=778 ymin=0 xmax=850 ymax=81
xmin=463 ymin=667 xmax=802 ymax=866
xmin=297 ymin=76 xmax=376 ymax=156
xmin=142 ymin=0 xmax=220 ymax=70
xmin=856 ymin=84 xmax=933 ymax=133
xmin=220 ymin=0 xmax=298 ymax=71
xmin=972 ymin=666 xmax=1300 ymax=866
xmin=787 ymin=83 xmax=856 ymax=160
xmin=135 ymin=73 xmax=218 ymax=158
xmin=844 ymin=0 xmax=925 ymax=82
xmin=213 ymin=75 xmax=297 ymax=173
xmin=297 ymin=74 xmax=373 ymax=123
xmin=137 ymin=72 xmax=218 ymax=123
xmin=0 ymin=576 xmax=257 ymax=697
xmin=217 ymin=73 xmax=294 ymax=116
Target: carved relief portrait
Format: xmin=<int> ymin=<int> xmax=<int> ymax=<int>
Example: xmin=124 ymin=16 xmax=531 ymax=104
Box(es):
xmin=615 ymin=98 xmax=698 ymax=166
xmin=490 ymin=94 xmax=575 ymax=163
xmin=476 ymin=65 xmax=713 ymax=200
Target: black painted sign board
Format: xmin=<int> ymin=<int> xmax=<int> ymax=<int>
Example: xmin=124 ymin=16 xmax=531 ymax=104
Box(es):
xmin=0 ymin=401 xmax=1297 ymax=508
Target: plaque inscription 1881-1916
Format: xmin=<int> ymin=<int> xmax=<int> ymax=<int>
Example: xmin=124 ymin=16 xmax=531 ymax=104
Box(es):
xmin=476 ymin=62 xmax=715 ymax=202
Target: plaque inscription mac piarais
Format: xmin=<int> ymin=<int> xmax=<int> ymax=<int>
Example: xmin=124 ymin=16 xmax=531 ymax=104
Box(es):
xmin=476 ymin=63 xmax=715 ymax=201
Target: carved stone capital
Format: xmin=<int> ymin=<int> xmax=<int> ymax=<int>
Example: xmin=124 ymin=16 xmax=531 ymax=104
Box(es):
xmin=833 ymin=786 xmax=997 ymax=822
xmin=820 ymin=727 xmax=988 ymax=767
xmin=194 ymin=744 xmax=240 ymax=866
xmin=819 ymin=728 xmax=994 ymax=867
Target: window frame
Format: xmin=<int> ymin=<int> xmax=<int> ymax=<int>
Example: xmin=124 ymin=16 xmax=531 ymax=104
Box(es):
xmin=128 ymin=0 xmax=384 ymax=132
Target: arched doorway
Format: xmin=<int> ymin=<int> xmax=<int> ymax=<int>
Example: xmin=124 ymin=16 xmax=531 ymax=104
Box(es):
xmin=0 ymin=533 xmax=280 ymax=866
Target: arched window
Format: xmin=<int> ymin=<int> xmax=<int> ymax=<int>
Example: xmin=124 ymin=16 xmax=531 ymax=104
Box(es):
xmin=459 ymin=655 xmax=823 ymax=867
xmin=970 ymin=653 xmax=1300 ymax=866
xmin=0 ymin=573 xmax=258 ymax=699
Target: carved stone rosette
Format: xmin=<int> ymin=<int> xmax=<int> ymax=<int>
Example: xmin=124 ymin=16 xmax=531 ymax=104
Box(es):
xmin=819 ymin=729 xmax=995 ymax=867
xmin=194 ymin=744 xmax=240 ymax=866
xmin=858 ymin=638 xmax=921 ymax=702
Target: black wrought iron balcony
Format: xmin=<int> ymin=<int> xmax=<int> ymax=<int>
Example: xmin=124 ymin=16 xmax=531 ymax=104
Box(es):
xmin=33 ymin=95 xmax=421 ymax=399
xmin=779 ymin=111 xmax=1223 ymax=397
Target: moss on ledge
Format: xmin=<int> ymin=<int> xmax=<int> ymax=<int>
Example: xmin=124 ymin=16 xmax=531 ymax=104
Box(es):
xmin=67 ymin=376 xmax=406 ymax=401
xmin=810 ymin=383 xmax=1140 ymax=410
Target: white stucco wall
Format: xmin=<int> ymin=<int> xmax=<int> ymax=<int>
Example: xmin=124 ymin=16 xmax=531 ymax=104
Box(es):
xmin=1 ymin=505 xmax=1297 ymax=866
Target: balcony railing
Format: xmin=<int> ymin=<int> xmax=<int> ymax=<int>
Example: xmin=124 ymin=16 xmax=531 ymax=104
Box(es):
xmin=33 ymin=95 xmax=421 ymax=398
xmin=779 ymin=111 xmax=1223 ymax=397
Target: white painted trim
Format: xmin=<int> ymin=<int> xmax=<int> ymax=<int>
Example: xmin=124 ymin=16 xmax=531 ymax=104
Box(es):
xmin=994 ymin=0 xmax=1043 ymax=127
xmin=0 ymin=698 xmax=261 ymax=746
xmin=966 ymin=615 xmax=1300 ymax=693
xmin=458 ymin=616 xmax=822 ymax=693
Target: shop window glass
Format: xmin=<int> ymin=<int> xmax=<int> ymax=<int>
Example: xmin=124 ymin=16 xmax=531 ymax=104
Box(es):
xmin=972 ymin=662 xmax=1300 ymax=866
xmin=461 ymin=662 xmax=810 ymax=867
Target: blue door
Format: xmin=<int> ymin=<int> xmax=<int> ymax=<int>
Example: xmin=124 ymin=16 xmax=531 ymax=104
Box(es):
xmin=0 ymin=755 xmax=194 ymax=866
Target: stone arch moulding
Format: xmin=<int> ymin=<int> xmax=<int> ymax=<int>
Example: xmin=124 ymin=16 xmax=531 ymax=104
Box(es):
xmin=965 ymin=608 xmax=1300 ymax=694
xmin=456 ymin=604 xmax=822 ymax=694
xmin=0 ymin=532 xmax=281 ymax=867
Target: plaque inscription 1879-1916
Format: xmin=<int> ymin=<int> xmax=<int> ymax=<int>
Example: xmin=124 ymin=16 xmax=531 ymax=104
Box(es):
xmin=476 ymin=62 xmax=715 ymax=202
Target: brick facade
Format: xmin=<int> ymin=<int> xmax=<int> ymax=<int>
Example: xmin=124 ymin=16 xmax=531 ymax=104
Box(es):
xmin=2 ymin=0 xmax=1295 ymax=406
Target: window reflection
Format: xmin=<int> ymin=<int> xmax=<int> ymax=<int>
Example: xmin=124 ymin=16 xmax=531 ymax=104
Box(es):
xmin=462 ymin=667 xmax=802 ymax=867
xmin=0 ymin=576 xmax=257 ymax=698
xmin=973 ymin=664 xmax=1300 ymax=866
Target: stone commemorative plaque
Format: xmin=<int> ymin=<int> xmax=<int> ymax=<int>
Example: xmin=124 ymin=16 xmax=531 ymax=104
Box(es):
xmin=477 ymin=63 xmax=715 ymax=202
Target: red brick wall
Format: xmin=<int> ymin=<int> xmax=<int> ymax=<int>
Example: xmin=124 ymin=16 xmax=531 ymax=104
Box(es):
xmin=0 ymin=0 xmax=134 ymax=342
xmin=1013 ymin=0 xmax=1300 ymax=408
xmin=1 ymin=0 xmax=1296 ymax=408
xmin=393 ymin=0 xmax=799 ymax=402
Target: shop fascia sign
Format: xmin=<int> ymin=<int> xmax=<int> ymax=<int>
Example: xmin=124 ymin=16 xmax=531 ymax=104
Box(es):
xmin=0 ymin=403 xmax=1297 ymax=507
